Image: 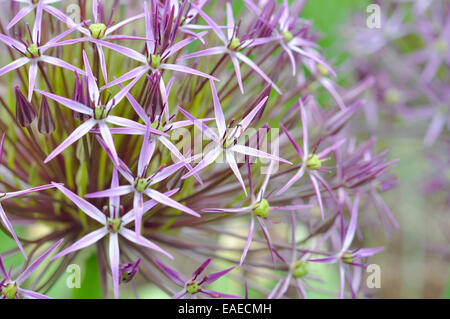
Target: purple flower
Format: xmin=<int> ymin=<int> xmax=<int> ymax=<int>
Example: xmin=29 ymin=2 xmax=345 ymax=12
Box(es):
xmin=35 ymin=51 xmax=164 ymax=164
xmin=85 ymin=133 xmax=200 ymax=236
xmin=0 ymin=239 xmax=62 ymax=299
xmin=50 ymin=171 xmax=174 ymax=299
xmin=180 ymin=80 xmax=290 ymax=195
xmin=179 ymin=2 xmax=282 ymax=94
xmin=154 ymin=257 xmax=241 ymax=299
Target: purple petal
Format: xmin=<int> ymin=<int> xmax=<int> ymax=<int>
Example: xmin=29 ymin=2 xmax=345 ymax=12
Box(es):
xmin=145 ymin=189 xmax=200 ymax=217
xmin=153 ymin=258 xmax=186 ymax=286
xmin=50 ymin=228 xmax=108 ymax=261
xmin=17 ymin=239 xmax=63 ymax=284
xmin=109 ymin=233 xmax=120 ymax=299
xmin=240 ymin=215 xmax=255 ymax=266
xmin=119 ymin=228 xmax=173 ymax=259
xmin=52 ymin=182 xmax=106 ymax=224
xmin=0 ymin=204 xmax=27 ymax=258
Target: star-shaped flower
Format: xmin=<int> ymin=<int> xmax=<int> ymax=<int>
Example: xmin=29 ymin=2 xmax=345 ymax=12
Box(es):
xmin=154 ymin=257 xmax=241 ymax=299
xmin=35 ymin=50 xmax=165 ymax=164
xmin=179 ymin=80 xmax=290 ymax=196
xmin=0 ymin=239 xmax=62 ymax=299
xmin=179 ymin=2 xmax=282 ymax=94
xmin=50 ymin=173 xmax=174 ymax=299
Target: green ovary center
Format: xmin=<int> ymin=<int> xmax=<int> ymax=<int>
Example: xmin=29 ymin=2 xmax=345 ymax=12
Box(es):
xmin=434 ymin=38 xmax=447 ymax=53
xmin=1 ymin=283 xmax=17 ymax=299
xmin=282 ymin=31 xmax=293 ymax=43
xmin=186 ymin=282 xmax=199 ymax=294
xmin=89 ymin=23 xmax=107 ymax=39
xmin=25 ymin=44 xmax=39 ymax=58
xmin=107 ymin=218 xmax=122 ymax=233
xmin=150 ymin=55 xmax=162 ymax=68
xmin=307 ymin=154 xmax=322 ymax=170
xmin=252 ymin=199 xmax=270 ymax=218
xmin=342 ymin=253 xmax=353 ymax=263
xmin=229 ymin=37 xmax=241 ymax=50
xmin=317 ymin=64 xmax=329 ymax=77
xmin=292 ymin=261 xmax=308 ymax=278
xmin=94 ymin=105 xmax=108 ymax=120
xmin=384 ymin=89 xmax=401 ymax=104
xmin=135 ymin=178 xmax=149 ymax=192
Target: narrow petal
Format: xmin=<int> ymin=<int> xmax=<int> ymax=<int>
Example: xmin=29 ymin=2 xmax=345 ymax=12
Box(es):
xmin=145 ymin=189 xmax=200 ymax=217
xmin=235 ymin=52 xmax=281 ymax=94
xmin=86 ymin=185 xmax=134 ymax=199
xmin=310 ymin=174 xmax=324 ymax=220
xmin=52 ymin=182 xmax=106 ymax=224
xmin=276 ymin=164 xmax=306 ymax=195
xmin=109 ymin=233 xmax=120 ymax=299
xmin=44 ymin=119 xmax=96 ymax=163
xmin=160 ymin=63 xmax=219 ymax=81
xmin=226 ymin=151 xmax=247 ymax=196
xmin=18 ymin=288 xmax=51 ymax=299
xmin=231 ymin=144 xmax=291 ymax=164
xmin=119 ymin=228 xmax=173 ymax=259
xmin=239 ymin=96 xmax=268 ymax=131
xmin=210 ymin=79 xmax=226 ymax=136
xmin=153 ymin=258 xmax=186 ymax=286
xmin=240 ymin=215 xmax=255 ymax=266
xmin=0 ymin=57 xmax=29 ymax=77
xmin=17 ymin=239 xmax=64 ymax=284
xmin=35 ymin=89 xmax=92 ymax=115
xmin=51 ymin=228 xmax=107 ymax=261
xmin=0 ymin=204 xmax=27 ymax=258
xmin=7 ymin=6 xmax=34 ymax=29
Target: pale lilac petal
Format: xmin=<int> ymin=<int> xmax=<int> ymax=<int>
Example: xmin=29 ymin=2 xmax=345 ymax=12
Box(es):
xmin=138 ymin=126 xmax=156 ymax=176
xmin=93 ymin=40 xmax=147 ymax=64
xmin=27 ymin=61 xmax=38 ymax=102
xmin=40 ymin=55 xmax=86 ymax=75
xmin=82 ymin=50 xmax=99 ymax=103
xmin=235 ymin=52 xmax=281 ymax=94
xmin=202 ymin=207 xmax=250 ymax=213
xmin=276 ymin=164 xmax=306 ymax=195
xmin=299 ymin=100 xmax=309 ymax=157
xmin=166 ymin=31 xmax=207 ymax=58
xmin=85 ymin=185 xmax=134 ymax=199
xmin=200 ymin=289 xmax=242 ymax=299
xmin=133 ymin=192 xmax=144 ymax=235
xmin=160 ymin=63 xmax=219 ymax=81
xmin=320 ymin=78 xmax=346 ymax=110
xmin=178 ymin=106 xmax=219 ymax=142
xmin=0 ymin=57 xmax=29 ymax=77
xmin=35 ymin=89 xmax=92 ymax=115
xmin=226 ymin=151 xmax=247 ymax=196
xmin=50 ymin=228 xmax=107 ymax=261
xmin=52 ymin=182 xmax=106 ymax=225
xmin=210 ymin=79 xmax=226 ymax=136
xmin=2 ymin=183 xmax=58 ymax=200
xmin=342 ymin=193 xmax=360 ymax=252
xmin=106 ymin=13 xmax=145 ymax=35
xmin=44 ymin=119 xmax=96 ymax=163
xmin=239 ymin=96 xmax=268 ymax=131
xmin=0 ymin=204 xmax=27 ymax=258
xmin=119 ymin=227 xmax=173 ymax=259
xmin=240 ymin=215 xmax=255 ymax=266
xmin=33 ymin=0 xmax=44 ymax=43
xmin=179 ymin=46 xmax=226 ymax=61
xmin=173 ymin=289 xmax=188 ymax=299
xmin=7 ymin=6 xmax=34 ymax=30
xmin=310 ymin=174 xmax=324 ymax=220
xmin=231 ymin=144 xmax=291 ymax=164
xmin=0 ymin=34 xmax=26 ymax=52
xmin=145 ymin=189 xmax=200 ymax=217
xmin=230 ymin=55 xmax=244 ymax=93
xmin=153 ymin=259 xmax=186 ymax=286
xmin=99 ymin=121 xmax=119 ymax=163
xmin=182 ymin=146 xmax=222 ymax=179
xmin=257 ymin=217 xmax=276 ymax=266
xmin=276 ymin=273 xmax=292 ymax=299
xmin=109 ymin=233 xmax=120 ymax=299
xmin=109 ymin=168 xmax=120 ymax=217
xmin=339 ymin=263 xmax=345 ymax=299
xmin=121 ymin=189 xmax=179 ymax=226
xmin=190 ymin=3 xmax=227 ymax=43
xmin=106 ymin=116 xmax=166 ymax=136
xmin=17 ymin=239 xmax=63 ymax=284
xmin=268 ymin=279 xmax=283 ymax=299
xmin=317 ymin=139 xmax=346 ymax=159
xmin=18 ymin=288 xmax=51 ymax=299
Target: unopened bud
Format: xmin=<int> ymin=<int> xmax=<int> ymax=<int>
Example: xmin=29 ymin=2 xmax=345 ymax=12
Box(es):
xmin=15 ymin=86 xmax=36 ymax=127
xmin=38 ymin=96 xmax=55 ymax=135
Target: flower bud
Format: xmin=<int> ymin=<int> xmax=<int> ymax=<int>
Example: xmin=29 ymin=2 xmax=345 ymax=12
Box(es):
xmin=15 ymin=86 xmax=36 ymax=127
xmin=38 ymin=96 xmax=55 ymax=135
xmin=120 ymin=258 xmax=141 ymax=284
